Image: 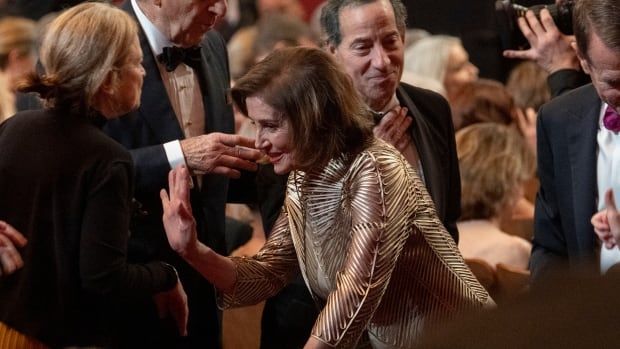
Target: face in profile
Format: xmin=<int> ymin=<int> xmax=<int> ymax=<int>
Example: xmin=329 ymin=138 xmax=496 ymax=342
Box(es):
xmin=579 ymin=31 xmax=620 ymax=113
xmin=110 ymin=38 xmax=145 ymax=117
xmin=444 ymin=43 xmax=478 ymax=101
xmin=329 ymin=0 xmax=404 ymax=111
xmin=164 ymin=0 xmax=227 ymax=47
xmin=246 ymin=96 xmax=295 ymax=174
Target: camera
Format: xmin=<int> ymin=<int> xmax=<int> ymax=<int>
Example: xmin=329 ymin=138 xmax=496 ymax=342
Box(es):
xmin=495 ymin=0 xmax=575 ymax=50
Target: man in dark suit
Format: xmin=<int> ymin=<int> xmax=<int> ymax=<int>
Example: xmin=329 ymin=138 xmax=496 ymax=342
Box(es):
xmin=103 ymin=0 xmax=263 ymax=347
xmin=260 ymin=0 xmax=461 ymax=347
xmin=531 ymin=0 xmax=620 ymax=282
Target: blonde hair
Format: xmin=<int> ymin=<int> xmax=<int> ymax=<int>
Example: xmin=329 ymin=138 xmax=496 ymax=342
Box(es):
xmin=0 ymin=16 xmax=36 ymax=70
xmin=457 ymin=123 xmax=535 ymax=220
xmin=18 ymin=2 xmax=137 ymax=114
xmin=404 ymin=35 xmax=460 ymax=85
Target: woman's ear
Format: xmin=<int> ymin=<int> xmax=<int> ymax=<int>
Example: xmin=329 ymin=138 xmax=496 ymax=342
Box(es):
xmin=98 ymin=70 xmax=116 ymax=95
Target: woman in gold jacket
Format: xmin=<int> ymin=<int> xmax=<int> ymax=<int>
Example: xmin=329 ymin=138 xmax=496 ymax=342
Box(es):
xmin=161 ymin=47 xmax=493 ymax=349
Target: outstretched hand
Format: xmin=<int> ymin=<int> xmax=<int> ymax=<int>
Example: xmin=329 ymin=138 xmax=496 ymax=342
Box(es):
xmin=502 ymin=8 xmax=580 ymax=74
xmin=0 ymin=220 xmax=27 ymax=277
xmin=161 ymin=166 xmax=198 ymax=258
xmin=180 ymin=132 xmax=262 ymax=178
xmin=592 ymin=189 xmax=620 ymax=249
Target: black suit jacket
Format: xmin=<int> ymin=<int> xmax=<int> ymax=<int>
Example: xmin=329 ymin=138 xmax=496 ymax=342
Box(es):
xmin=397 ymin=83 xmax=460 ymax=242
xmin=102 ymin=4 xmax=239 ymax=347
xmin=0 ymin=109 xmax=176 ymax=347
xmin=104 ymin=4 xmax=234 ymax=257
xmin=531 ymin=84 xmax=600 ymax=282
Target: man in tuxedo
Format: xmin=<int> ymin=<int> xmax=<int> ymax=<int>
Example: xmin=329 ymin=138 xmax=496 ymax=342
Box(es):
xmin=103 ymin=0 xmax=264 ymax=347
xmin=260 ymin=0 xmax=461 ymax=347
xmin=323 ymin=0 xmax=460 ymax=241
xmin=531 ymin=0 xmax=620 ymax=282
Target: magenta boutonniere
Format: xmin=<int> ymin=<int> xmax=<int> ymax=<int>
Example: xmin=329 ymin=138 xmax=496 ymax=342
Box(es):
xmin=603 ymin=106 xmax=620 ymax=133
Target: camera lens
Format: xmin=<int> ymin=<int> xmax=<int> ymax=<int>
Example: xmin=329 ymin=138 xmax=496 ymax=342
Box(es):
xmin=495 ymin=0 xmax=574 ymax=50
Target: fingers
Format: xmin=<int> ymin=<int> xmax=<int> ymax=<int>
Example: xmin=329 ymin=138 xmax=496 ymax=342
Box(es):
xmin=373 ymin=107 xmax=411 ymax=147
xmin=538 ymin=8 xmax=558 ymax=33
xmin=502 ymin=48 xmax=535 ymax=60
xmin=216 ymin=133 xmax=255 ymax=149
xmin=524 ymin=9 xmax=545 ymax=36
xmin=0 ymin=221 xmax=27 ymax=247
xmin=0 ymin=234 xmax=24 ymax=276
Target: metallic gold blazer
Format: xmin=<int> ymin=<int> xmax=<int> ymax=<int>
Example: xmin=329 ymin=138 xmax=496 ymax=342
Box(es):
xmin=220 ymin=139 xmax=493 ymax=348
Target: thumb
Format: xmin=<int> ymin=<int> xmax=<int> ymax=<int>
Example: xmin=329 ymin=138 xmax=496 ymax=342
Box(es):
xmin=605 ymin=189 xmax=617 ymax=212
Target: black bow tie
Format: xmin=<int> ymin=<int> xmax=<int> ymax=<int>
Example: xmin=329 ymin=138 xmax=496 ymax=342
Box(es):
xmin=157 ymin=46 xmax=202 ymax=72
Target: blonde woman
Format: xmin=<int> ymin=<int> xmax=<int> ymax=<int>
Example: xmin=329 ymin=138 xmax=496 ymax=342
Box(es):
xmin=404 ymin=35 xmax=478 ymax=104
xmin=0 ymin=3 xmax=187 ymax=347
xmin=456 ymin=123 xmax=535 ymax=270
xmin=0 ymin=16 xmax=37 ymax=122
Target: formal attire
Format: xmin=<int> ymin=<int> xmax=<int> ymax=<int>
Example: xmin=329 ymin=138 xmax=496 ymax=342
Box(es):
xmin=0 ymin=109 xmax=177 ymax=347
xmin=223 ymin=139 xmax=492 ymax=349
xmin=102 ymin=2 xmax=254 ymax=347
xmin=531 ymin=83 xmax=606 ymax=281
xmin=261 ymin=82 xmax=461 ymax=349
xmin=397 ymin=83 xmax=461 ymax=241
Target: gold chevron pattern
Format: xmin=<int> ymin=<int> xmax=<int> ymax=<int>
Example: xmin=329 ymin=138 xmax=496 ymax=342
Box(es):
xmin=220 ymin=139 xmax=493 ymax=348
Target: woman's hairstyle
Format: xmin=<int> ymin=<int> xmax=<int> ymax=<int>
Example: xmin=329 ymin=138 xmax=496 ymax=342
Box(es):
xmin=506 ymin=61 xmax=550 ymax=111
xmin=232 ymin=46 xmax=374 ymax=170
xmin=18 ymin=2 xmax=137 ymax=114
xmin=450 ymin=78 xmax=515 ymax=130
xmin=456 ymin=123 xmax=535 ymax=220
xmin=0 ymin=16 xmax=37 ymax=70
xmin=404 ymin=35 xmax=460 ymax=85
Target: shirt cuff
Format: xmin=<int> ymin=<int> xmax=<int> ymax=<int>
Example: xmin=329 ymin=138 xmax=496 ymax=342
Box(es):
xmin=163 ymin=140 xmax=186 ymax=169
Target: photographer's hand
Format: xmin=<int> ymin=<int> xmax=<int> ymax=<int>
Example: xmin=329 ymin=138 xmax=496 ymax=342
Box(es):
xmin=503 ymin=8 xmax=580 ymax=74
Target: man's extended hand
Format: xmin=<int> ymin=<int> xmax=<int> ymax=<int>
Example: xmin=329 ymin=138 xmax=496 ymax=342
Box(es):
xmin=180 ymin=132 xmax=262 ymax=178
xmin=503 ymin=8 xmax=580 ymax=74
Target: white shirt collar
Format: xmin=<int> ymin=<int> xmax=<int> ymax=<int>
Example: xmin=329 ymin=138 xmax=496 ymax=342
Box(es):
xmin=598 ymin=101 xmax=611 ymax=129
xmin=131 ymin=0 xmax=172 ymax=57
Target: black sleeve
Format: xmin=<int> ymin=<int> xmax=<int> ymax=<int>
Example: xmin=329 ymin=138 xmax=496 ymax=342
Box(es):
xmin=79 ymin=160 xmax=177 ymax=298
xmin=530 ymin=105 xmax=569 ymax=283
xmin=547 ymin=69 xmax=591 ymax=98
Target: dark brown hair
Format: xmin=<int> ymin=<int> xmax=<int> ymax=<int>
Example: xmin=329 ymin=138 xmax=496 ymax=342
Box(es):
xmin=574 ymin=0 xmax=620 ymax=60
xmin=232 ymin=46 xmax=373 ymax=171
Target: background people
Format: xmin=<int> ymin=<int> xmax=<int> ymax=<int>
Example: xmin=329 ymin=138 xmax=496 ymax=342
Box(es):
xmin=456 ymin=123 xmax=534 ymax=270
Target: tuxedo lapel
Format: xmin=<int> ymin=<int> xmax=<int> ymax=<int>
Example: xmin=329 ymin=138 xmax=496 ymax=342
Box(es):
xmin=197 ymin=42 xmax=231 ymax=135
xmin=396 ymin=85 xmax=446 ymax=214
xmin=126 ymin=3 xmax=184 ymax=143
xmin=566 ymin=85 xmax=600 ymax=253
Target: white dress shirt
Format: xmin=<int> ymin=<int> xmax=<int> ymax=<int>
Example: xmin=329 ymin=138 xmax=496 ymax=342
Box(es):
xmin=596 ymin=102 xmax=620 ymax=273
xmin=131 ymin=0 xmax=205 ymax=169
